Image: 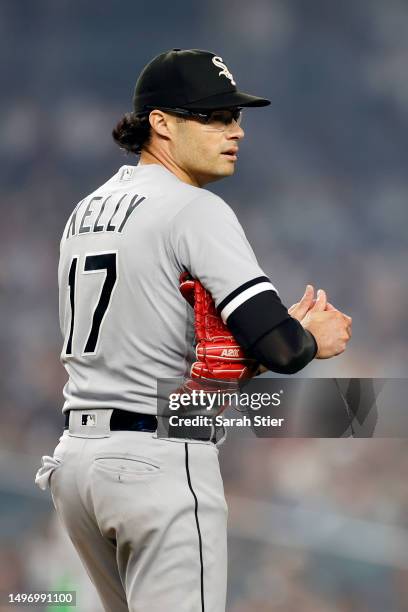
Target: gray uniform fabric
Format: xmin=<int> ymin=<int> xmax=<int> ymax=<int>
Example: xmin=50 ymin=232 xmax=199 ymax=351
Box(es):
xmin=36 ymin=163 xmax=276 ymax=611
xmin=36 ymin=415 xmax=227 ymax=612
xmin=58 ymin=164 xmax=274 ymax=415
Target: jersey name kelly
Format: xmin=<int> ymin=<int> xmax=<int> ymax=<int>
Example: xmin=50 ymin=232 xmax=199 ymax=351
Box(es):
xmin=65 ymin=192 xmax=146 ymax=239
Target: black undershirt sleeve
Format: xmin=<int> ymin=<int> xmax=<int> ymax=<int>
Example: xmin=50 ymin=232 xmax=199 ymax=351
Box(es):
xmin=225 ymin=290 xmax=318 ymax=375
xmin=249 ymin=319 xmax=318 ymax=374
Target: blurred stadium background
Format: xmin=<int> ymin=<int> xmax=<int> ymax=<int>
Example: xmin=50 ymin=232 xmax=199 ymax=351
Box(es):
xmin=1 ymin=0 xmax=408 ymax=610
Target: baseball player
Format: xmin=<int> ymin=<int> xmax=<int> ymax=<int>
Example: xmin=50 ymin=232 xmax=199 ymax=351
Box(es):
xmin=35 ymin=49 xmax=351 ymax=612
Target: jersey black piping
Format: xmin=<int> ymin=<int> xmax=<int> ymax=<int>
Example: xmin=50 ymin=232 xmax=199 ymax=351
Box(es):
xmin=185 ymin=443 xmax=205 ymax=612
xmin=217 ymin=275 xmax=270 ymax=314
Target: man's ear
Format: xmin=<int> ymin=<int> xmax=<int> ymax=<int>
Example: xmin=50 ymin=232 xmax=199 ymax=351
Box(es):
xmin=148 ymin=110 xmax=173 ymax=139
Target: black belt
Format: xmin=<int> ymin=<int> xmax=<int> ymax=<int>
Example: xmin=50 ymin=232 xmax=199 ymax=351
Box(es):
xmin=63 ymin=409 xmax=216 ymax=442
xmin=64 ymin=409 xmax=158 ymax=432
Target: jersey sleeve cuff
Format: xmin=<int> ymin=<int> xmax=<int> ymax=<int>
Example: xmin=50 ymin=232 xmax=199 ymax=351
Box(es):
xmin=224 ymin=288 xmax=291 ymax=350
xmin=217 ymin=276 xmax=279 ymax=324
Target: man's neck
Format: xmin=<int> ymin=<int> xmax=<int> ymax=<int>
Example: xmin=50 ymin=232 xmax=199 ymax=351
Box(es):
xmin=139 ymin=149 xmax=201 ymax=188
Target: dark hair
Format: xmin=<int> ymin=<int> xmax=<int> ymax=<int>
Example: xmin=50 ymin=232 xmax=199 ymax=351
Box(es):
xmin=112 ymin=112 xmax=151 ymax=155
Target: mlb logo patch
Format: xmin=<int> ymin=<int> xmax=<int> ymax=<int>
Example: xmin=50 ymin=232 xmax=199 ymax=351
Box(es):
xmin=119 ymin=167 xmax=134 ymax=181
xmin=82 ymin=413 xmax=97 ymax=427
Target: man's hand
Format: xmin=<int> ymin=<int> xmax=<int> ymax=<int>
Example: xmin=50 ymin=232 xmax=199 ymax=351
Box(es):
xmin=288 ymin=284 xmax=315 ymax=321
xmin=256 ymin=285 xmax=351 ymax=374
xmin=289 ymin=285 xmax=352 ymax=358
xmin=300 ymin=289 xmax=352 ymax=358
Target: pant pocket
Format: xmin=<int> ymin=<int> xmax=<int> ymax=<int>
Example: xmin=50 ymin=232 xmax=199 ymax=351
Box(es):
xmin=92 ymin=455 xmax=161 ymax=479
xmin=34 ymin=456 xmax=63 ymax=491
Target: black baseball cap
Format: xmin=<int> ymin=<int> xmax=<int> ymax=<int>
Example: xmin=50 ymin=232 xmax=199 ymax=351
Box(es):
xmin=132 ymin=49 xmax=271 ymax=115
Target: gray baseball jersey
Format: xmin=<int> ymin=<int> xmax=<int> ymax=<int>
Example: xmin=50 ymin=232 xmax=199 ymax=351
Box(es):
xmin=59 ymin=163 xmax=277 ymax=415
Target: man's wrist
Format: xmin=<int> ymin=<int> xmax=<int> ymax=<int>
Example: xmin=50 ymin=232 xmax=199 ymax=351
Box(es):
xmin=304 ymin=329 xmax=318 ymax=359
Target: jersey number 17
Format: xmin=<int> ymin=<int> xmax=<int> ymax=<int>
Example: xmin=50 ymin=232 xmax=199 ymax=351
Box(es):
xmin=64 ymin=251 xmax=118 ymax=356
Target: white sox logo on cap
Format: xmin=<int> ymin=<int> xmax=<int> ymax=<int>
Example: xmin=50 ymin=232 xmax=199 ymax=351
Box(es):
xmin=212 ymin=56 xmax=236 ymax=86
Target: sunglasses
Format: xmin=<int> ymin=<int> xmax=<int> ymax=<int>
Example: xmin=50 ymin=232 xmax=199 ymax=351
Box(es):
xmin=144 ymin=106 xmax=243 ymax=131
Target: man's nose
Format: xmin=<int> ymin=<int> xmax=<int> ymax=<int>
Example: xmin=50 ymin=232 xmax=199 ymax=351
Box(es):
xmin=227 ymin=120 xmax=245 ymax=140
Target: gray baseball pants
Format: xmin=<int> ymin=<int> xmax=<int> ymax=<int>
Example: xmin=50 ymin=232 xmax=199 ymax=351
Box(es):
xmin=35 ymin=409 xmax=228 ymax=612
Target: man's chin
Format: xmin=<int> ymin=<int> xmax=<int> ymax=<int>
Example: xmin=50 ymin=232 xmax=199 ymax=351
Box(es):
xmin=213 ymin=163 xmax=236 ymax=180
xmin=196 ymin=164 xmax=236 ymax=186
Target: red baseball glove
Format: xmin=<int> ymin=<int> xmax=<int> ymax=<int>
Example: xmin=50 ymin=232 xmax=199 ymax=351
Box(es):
xmin=179 ymin=272 xmax=258 ymax=382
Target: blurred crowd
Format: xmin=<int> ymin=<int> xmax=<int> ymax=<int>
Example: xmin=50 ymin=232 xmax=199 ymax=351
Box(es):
xmin=1 ymin=0 xmax=407 ymax=610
